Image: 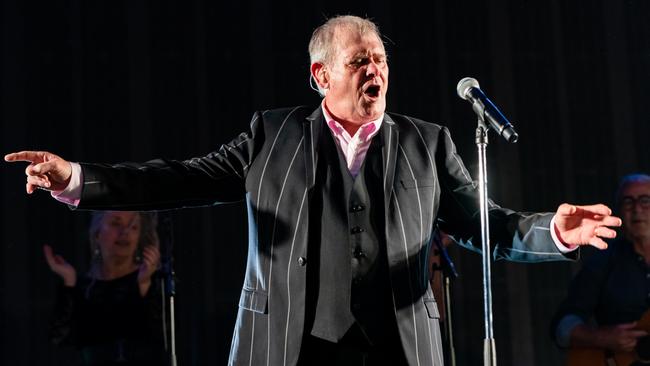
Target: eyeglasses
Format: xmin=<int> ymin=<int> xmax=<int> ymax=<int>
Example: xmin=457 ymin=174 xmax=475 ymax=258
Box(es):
xmin=620 ymin=195 xmax=650 ymax=211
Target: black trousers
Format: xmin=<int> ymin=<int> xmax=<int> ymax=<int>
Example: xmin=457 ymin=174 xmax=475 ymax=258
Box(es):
xmin=297 ymin=324 xmax=408 ymax=366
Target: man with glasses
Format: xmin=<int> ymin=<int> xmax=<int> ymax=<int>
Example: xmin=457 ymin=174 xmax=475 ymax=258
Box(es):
xmin=551 ymin=174 xmax=650 ymax=364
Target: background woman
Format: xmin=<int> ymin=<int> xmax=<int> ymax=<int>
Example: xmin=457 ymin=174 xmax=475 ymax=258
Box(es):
xmin=44 ymin=211 xmax=167 ymax=366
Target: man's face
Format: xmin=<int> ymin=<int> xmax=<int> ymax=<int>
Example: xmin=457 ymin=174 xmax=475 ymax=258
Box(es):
xmin=321 ymin=29 xmax=388 ymax=124
xmin=620 ymin=181 xmax=650 ymax=242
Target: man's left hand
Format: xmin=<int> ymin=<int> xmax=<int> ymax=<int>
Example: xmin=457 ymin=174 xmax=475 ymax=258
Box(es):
xmin=554 ymin=203 xmax=622 ymax=250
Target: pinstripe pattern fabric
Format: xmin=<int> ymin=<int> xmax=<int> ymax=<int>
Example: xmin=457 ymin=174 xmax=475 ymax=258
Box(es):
xmin=77 ymin=106 xmax=571 ymax=366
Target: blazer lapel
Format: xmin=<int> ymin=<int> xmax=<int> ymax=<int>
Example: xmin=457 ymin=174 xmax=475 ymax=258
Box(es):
xmin=381 ymin=114 xmax=399 ymax=207
xmin=303 ymin=107 xmax=324 ymax=191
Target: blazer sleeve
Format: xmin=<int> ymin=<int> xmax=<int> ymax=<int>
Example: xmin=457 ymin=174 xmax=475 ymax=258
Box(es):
xmin=77 ymin=112 xmax=266 ymax=211
xmin=434 ymin=126 xmax=575 ymax=262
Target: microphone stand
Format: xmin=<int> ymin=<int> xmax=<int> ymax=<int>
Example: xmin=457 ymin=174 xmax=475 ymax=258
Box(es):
xmin=444 ymin=276 xmax=456 ymax=366
xmin=475 ymin=117 xmax=496 ymax=366
xmin=458 ymin=77 xmax=518 ymax=366
xmin=432 ymin=230 xmax=459 ymax=366
xmin=159 ymin=212 xmax=178 ymax=366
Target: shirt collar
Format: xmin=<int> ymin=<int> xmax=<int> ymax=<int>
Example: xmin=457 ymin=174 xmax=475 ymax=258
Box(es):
xmin=321 ymin=102 xmax=383 ymax=142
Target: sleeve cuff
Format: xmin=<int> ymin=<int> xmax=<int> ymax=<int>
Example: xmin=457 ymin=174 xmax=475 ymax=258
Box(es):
xmin=51 ymin=162 xmax=82 ymax=207
xmin=550 ymin=215 xmax=579 ymax=253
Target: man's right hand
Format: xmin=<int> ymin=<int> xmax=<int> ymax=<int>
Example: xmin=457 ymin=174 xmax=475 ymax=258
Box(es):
xmin=4 ymin=151 xmax=72 ymax=193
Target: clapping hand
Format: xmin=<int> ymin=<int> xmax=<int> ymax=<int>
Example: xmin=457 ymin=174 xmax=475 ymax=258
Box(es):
xmin=43 ymin=245 xmax=77 ymax=287
xmin=137 ymin=245 xmax=161 ymax=297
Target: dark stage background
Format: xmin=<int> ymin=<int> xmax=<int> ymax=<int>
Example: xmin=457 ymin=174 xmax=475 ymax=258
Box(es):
xmin=2 ymin=0 xmax=649 ymax=365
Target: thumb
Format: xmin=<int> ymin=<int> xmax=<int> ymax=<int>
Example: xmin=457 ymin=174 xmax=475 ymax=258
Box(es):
xmin=557 ymin=203 xmax=577 ymax=216
xmin=33 ymin=161 xmax=60 ymax=175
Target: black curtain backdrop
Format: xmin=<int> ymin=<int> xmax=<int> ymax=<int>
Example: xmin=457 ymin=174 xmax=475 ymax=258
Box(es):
xmin=2 ymin=1 xmax=649 ymax=365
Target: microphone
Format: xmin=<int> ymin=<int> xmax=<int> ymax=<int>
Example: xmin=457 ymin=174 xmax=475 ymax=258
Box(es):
xmin=456 ymin=77 xmax=519 ymax=143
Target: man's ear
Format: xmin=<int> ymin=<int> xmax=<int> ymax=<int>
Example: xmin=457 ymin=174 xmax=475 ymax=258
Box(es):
xmin=310 ymin=63 xmax=329 ymax=89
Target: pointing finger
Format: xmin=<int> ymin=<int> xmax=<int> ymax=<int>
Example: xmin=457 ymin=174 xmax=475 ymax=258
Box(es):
xmin=5 ymin=151 xmax=47 ymax=163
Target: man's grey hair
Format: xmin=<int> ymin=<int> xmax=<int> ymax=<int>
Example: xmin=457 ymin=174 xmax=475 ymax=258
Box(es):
xmin=308 ymin=15 xmax=383 ymax=96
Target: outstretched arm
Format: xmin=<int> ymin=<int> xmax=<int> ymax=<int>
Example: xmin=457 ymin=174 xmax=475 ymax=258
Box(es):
xmin=5 ymin=112 xmax=265 ymax=210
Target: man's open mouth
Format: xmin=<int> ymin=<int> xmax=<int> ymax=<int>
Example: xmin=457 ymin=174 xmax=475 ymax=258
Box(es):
xmin=364 ymin=85 xmax=380 ymax=98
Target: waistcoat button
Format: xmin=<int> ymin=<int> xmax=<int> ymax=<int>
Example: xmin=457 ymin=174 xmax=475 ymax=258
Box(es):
xmin=350 ymin=204 xmax=365 ymax=212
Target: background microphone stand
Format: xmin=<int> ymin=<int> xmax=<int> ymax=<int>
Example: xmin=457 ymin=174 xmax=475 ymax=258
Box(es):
xmin=158 ymin=211 xmax=178 ymax=366
xmin=430 ymin=229 xmax=459 ymax=366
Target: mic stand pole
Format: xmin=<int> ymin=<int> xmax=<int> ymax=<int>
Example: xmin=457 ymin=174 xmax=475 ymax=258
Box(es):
xmin=160 ymin=213 xmax=178 ymax=366
xmin=475 ymin=118 xmax=497 ymax=366
xmin=162 ymin=260 xmax=178 ymax=366
xmin=444 ymin=275 xmax=456 ymax=366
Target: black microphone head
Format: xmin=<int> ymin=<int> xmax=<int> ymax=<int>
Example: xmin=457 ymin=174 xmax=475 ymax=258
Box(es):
xmin=456 ymin=77 xmax=479 ymax=100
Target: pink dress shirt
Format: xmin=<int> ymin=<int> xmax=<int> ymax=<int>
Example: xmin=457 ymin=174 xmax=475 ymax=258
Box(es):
xmin=321 ymin=105 xmax=382 ymax=178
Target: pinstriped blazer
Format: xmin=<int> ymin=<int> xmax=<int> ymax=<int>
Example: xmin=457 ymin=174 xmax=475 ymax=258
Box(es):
xmin=77 ymin=106 xmax=571 ymax=366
